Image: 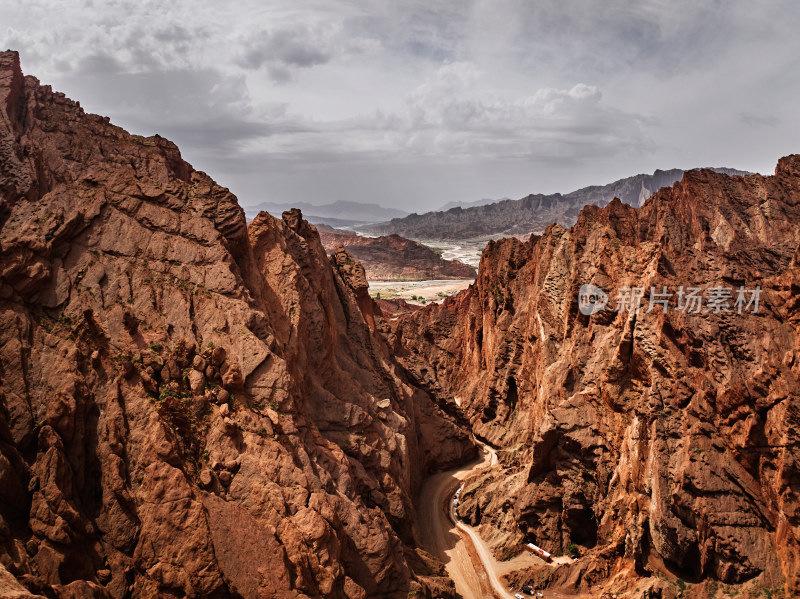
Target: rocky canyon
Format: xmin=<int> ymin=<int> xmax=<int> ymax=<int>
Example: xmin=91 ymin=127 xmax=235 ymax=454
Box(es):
xmin=391 ymin=158 xmax=800 ymax=597
xmin=0 ymin=51 xmax=473 ymax=599
xmin=1 ymin=49 xmax=799 ymax=599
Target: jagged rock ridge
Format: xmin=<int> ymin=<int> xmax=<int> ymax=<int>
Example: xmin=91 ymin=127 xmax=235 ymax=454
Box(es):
xmin=364 ymin=167 xmax=749 ymax=240
xmin=243 ymin=201 xmax=408 ymax=229
xmin=0 ymin=51 xmax=475 ymax=599
xmin=390 ymin=161 xmax=800 ymax=597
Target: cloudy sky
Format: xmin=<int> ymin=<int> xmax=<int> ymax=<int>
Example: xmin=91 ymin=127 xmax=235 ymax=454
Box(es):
xmin=2 ymin=0 xmax=799 ymax=212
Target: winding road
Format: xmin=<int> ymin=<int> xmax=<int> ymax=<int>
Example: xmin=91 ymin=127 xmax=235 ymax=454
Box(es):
xmin=418 ymin=437 xmax=581 ymax=599
xmin=417 ymin=439 xmax=542 ymax=599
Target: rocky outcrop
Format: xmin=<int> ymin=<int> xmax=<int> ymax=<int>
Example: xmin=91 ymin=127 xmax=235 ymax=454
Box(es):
xmin=375 ymin=299 xmax=423 ymax=320
xmin=364 ymin=168 xmax=749 ymax=240
xmin=317 ymin=227 xmax=475 ymax=281
xmin=390 ymin=161 xmax=800 ymax=596
xmin=243 ymin=200 xmax=407 ymax=229
xmin=0 ymin=51 xmax=474 ymax=598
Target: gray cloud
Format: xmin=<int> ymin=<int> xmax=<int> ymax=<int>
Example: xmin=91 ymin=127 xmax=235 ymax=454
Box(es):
xmin=237 ymin=26 xmax=332 ymax=72
xmin=58 ymin=65 xmax=274 ymax=156
xmin=738 ymin=112 xmax=780 ymax=127
xmin=1 ymin=0 xmax=798 ymax=212
xmin=236 ymin=22 xmax=381 ymax=82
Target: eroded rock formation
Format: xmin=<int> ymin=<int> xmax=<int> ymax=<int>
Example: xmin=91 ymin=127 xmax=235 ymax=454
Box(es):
xmin=391 ymin=161 xmax=800 ymax=596
xmin=3 ymin=47 xmax=798 ymax=599
xmin=0 ymin=51 xmax=474 ymax=598
xmin=317 ymin=227 xmax=475 ymax=281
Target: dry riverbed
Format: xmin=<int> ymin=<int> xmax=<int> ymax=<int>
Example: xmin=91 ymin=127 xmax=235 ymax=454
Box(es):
xmin=368 ymin=278 xmax=474 ymax=305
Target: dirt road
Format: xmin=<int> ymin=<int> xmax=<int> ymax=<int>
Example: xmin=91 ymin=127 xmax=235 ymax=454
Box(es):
xmin=418 ymin=442 xmax=494 ymax=598
xmin=417 ymin=440 xmax=538 ymax=599
xmin=417 ymin=438 xmax=583 ymax=599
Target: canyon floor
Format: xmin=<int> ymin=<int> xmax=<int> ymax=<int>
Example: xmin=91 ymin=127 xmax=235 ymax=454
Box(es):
xmin=368 ymin=278 xmax=475 ymax=305
xmin=417 ymin=439 xmax=587 ymax=599
xmin=417 ymin=240 xmax=487 ymax=269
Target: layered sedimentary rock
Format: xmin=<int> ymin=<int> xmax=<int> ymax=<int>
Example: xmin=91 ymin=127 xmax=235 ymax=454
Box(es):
xmin=0 ymin=51 xmax=474 ymax=598
xmin=317 ymin=227 xmax=475 ymax=281
xmin=391 ymin=161 xmax=800 ymax=596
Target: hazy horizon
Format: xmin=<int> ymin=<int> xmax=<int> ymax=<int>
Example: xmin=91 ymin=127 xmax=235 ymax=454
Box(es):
xmin=3 ymin=1 xmax=797 ymax=212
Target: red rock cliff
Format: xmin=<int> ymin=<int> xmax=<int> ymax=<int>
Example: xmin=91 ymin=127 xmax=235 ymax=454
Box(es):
xmin=391 ymin=160 xmax=800 ymax=597
xmin=0 ymin=51 xmax=474 ymax=599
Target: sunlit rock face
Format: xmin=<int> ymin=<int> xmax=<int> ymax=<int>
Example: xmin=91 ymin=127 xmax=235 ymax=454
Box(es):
xmin=0 ymin=50 xmax=474 ymax=599
xmin=390 ymin=157 xmax=800 ymax=596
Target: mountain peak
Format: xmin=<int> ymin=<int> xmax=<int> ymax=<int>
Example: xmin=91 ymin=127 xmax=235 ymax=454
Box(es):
xmin=0 ymin=50 xmax=24 ymax=123
xmin=776 ymin=153 xmax=800 ymax=177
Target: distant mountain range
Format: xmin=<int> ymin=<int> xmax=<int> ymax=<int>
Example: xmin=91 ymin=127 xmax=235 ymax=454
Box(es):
xmin=438 ymin=197 xmax=511 ymax=211
xmin=361 ymin=167 xmax=750 ymax=240
xmin=242 ymin=200 xmax=408 ymax=227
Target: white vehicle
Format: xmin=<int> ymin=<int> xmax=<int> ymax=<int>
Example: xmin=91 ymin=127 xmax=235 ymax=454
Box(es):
xmin=515 ymin=594 xmax=525 ymax=599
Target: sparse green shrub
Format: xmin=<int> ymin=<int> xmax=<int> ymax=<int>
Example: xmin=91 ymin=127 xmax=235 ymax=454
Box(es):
xmin=566 ymin=542 xmax=579 ymax=558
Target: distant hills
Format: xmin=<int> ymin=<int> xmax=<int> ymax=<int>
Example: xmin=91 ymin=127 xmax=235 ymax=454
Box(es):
xmin=437 ymin=197 xmax=511 ymax=211
xmin=242 ymin=200 xmax=407 ymax=228
xmin=317 ymin=225 xmax=476 ymax=281
xmin=361 ymin=167 xmax=750 ymax=240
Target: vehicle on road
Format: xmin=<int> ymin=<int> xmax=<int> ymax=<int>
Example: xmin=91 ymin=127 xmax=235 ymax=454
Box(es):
xmin=525 ymin=542 xmax=552 ymax=561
